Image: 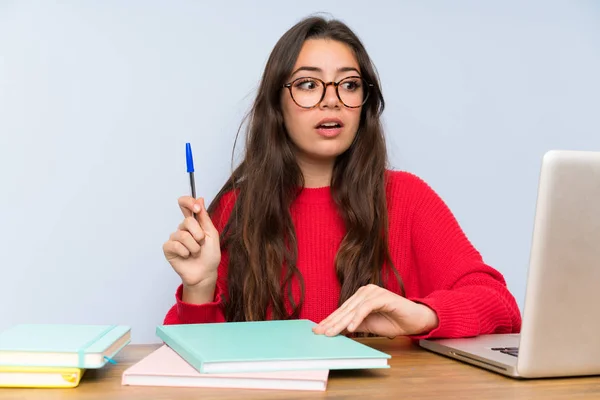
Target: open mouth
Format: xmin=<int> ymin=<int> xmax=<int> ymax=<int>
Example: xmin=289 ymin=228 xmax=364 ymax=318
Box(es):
xmin=317 ymin=122 xmax=342 ymax=130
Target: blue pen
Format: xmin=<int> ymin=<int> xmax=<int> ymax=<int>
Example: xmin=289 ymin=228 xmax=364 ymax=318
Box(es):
xmin=186 ymin=143 xmax=197 ymax=209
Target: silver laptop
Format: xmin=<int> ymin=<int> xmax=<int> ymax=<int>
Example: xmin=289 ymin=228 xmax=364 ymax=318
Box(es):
xmin=419 ymin=150 xmax=600 ymax=379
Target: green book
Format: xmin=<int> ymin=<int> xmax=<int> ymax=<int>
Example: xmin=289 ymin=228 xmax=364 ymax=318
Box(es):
xmin=156 ymin=319 xmax=391 ymax=374
xmin=0 ymin=324 xmax=131 ymax=369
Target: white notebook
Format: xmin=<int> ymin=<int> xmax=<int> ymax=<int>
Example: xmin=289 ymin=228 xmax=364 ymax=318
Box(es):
xmin=122 ymin=345 xmax=329 ymax=391
xmin=0 ymin=324 xmax=131 ymax=369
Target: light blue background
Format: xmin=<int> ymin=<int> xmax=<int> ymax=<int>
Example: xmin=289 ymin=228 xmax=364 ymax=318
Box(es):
xmin=1 ymin=1 xmax=599 ymax=343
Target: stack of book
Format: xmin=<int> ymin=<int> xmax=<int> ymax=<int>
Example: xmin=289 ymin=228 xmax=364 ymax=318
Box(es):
xmin=122 ymin=319 xmax=391 ymax=391
xmin=0 ymin=324 xmax=131 ymax=388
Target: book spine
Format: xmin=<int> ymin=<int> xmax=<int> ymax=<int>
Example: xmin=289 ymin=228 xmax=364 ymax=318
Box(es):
xmin=77 ymin=325 xmax=117 ymax=368
xmin=155 ymin=327 xmax=205 ymax=373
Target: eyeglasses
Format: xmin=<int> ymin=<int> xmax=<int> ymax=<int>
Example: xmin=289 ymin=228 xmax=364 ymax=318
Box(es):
xmin=283 ymin=76 xmax=373 ymax=109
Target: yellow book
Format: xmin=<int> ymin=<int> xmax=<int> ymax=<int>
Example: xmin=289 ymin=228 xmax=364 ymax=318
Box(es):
xmin=0 ymin=365 xmax=85 ymax=388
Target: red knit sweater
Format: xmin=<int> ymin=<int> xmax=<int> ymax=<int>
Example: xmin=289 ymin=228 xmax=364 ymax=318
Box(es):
xmin=163 ymin=170 xmax=522 ymax=339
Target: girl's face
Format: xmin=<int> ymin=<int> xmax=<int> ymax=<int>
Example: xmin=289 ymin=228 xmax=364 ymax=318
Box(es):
xmin=281 ymin=39 xmax=364 ymax=166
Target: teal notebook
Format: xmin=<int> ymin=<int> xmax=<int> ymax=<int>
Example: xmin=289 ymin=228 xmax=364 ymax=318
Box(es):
xmin=156 ymin=319 xmax=390 ymax=374
xmin=0 ymin=324 xmax=131 ymax=369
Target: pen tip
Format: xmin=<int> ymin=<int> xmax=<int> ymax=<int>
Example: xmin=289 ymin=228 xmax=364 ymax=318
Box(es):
xmin=186 ymin=142 xmax=194 ymax=173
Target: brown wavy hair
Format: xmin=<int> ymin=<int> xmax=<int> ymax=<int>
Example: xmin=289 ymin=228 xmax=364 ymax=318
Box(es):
xmin=207 ymin=15 xmax=403 ymax=322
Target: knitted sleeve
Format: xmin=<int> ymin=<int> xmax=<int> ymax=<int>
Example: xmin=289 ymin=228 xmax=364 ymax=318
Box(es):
xmin=403 ymin=174 xmax=522 ymax=339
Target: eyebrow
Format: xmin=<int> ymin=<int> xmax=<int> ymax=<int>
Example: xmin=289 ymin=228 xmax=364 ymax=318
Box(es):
xmin=290 ymin=66 xmax=361 ymax=78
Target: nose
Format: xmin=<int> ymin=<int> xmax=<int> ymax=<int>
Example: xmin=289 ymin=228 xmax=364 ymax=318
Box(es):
xmin=319 ymin=82 xmax=340 ymax=109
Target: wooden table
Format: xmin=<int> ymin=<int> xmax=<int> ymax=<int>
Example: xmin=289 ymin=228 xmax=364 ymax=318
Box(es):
xmin=1 ymin=337 xmax=599 ymax=399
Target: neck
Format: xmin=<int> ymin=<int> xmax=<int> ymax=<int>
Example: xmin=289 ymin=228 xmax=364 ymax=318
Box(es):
xmin=296 ymin=156 xmax=334 ymax=188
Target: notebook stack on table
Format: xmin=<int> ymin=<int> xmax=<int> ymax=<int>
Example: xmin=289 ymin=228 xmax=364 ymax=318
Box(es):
xmin=122 ymin=319 xmax=391 ymax=391
xmin=0 ymin=324 xmax=131 ymax=388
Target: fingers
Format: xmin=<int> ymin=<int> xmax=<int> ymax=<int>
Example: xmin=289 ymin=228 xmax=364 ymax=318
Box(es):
xmin=178 ymin=197 xmax=218 ymax=237
xmin=195 ymin=198 xmax=219 ymax=237
xmin=166 ymin=196 xmax=219 ymax=263
xmin=169 ymin=230 xmax=201 ymax=256
xmin=178 ymin=196 xmax=196 ymax=218
xmin=313 ymin=286 xmax=369 ymax=333
xmin=314 ymin=301 xmax=348 ymax=331
xmin=313 ymin=284 xmax=382 ymax=336
xmin=346 ymin=297 xmax=386 ymax=332
xmin=322 ymin=309 xmax=358 ymax=337
xmin=163 ymin=240 xmax=190 ymax=259
xmin=179 ymin=217 xmax=205 ymax=243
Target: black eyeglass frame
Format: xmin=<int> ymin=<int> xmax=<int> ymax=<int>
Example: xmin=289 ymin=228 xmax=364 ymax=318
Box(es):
xmin=282 ymin=75 xmax=373 ymax=109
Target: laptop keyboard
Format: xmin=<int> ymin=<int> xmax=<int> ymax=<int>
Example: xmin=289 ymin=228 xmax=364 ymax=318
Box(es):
xmin=491 ymin=347 xmax=519 ymax=357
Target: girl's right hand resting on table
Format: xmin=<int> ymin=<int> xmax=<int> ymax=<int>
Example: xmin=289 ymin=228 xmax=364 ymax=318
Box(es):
xmin=162 ymin=196 xmax=221 ymax=303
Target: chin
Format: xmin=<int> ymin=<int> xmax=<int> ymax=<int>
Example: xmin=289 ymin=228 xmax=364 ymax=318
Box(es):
xmin=292 ymin=132 xmax=357 ymax=163
xmin=305 ymin=145 xmax=352 ymax=161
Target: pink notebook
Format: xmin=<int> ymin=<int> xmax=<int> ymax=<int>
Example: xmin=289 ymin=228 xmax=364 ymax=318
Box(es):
xmin=122 ymin=345 xmax=329 ymax=391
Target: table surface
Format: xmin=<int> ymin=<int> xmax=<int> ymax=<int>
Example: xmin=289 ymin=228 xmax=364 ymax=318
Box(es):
xmin=1 ymin=337 xmax=599 ymax=399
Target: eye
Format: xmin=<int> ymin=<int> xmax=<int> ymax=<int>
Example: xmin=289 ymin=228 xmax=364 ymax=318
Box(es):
xmin=340 ymin=78 xmax=362 ymax=92
xmin=293 ymin=78 xmax=321 ymax=91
